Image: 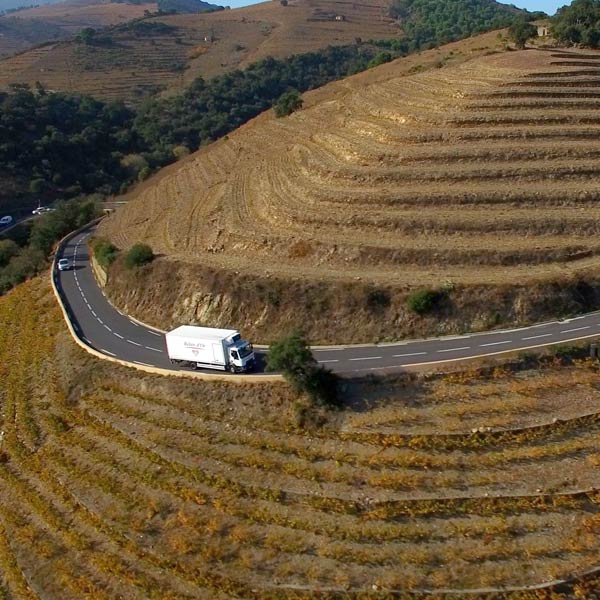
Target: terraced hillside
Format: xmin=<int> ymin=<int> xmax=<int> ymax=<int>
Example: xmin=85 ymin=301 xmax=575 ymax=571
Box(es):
xmin=6 ymin=275 xmax=600 ymax=597
xmin=0 ymin=0 xmax=398 ymax=102
xmin=100 ymin=46 xmax=600 ymax=342
xmin=0 ymin=0 xmax=157 ymax=58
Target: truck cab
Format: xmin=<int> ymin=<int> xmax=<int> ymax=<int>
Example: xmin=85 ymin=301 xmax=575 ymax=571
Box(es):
xmin=227 ymin=338 xmax=255 ymax=373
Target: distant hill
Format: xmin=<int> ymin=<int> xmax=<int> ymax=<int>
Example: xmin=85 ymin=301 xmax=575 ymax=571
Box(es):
xmin=157 ymin=0 xmax=223 ymax=12
xmin=0 ymin=0 xmax=62 ymax=10
xmin=0 ymin=0 xmax=530 ymax=102
xmin=0 ymin=0 xmax=158 ymax=56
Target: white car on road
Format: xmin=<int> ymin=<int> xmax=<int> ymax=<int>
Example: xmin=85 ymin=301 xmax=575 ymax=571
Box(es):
xmin=57 ymin=258 xmax=72 ymax=271
xmin=0 ymin=216 xmax=13 ymax=226
xmin=32 ymin=206 xmax=54 ymax=215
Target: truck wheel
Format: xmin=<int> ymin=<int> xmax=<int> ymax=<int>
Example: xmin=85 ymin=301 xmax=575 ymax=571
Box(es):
xmin=229 ymin=365 xmax=237 ymax=373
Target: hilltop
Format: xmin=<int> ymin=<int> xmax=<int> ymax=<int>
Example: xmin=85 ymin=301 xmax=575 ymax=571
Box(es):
xmin=99 ymin=39 xmax=600 ymax=343
xmin=0 ymin=0 xmax=528 ymax=102
xmin=0 ymin=0 xmax=398 ymax=100
xmin=0 ymin=0 xmax=158 ymax=57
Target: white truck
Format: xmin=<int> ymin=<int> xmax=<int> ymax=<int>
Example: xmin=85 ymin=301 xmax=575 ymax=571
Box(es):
xmin=165 ymin=326 xmax=255 ymax=373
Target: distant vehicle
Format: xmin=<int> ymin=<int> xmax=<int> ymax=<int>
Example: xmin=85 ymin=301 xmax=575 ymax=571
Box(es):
xmin=0 ymin=216 xmax=13 ymax=226
xmin=32 ymin=206 xmax=54 ymax=215
xmin=57 ymin=258 xmax=72 ymax=271
xmin=165 ymin=326 xmax=255 ymax=373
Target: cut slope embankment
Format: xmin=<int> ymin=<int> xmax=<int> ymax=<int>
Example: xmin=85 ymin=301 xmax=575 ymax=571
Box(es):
xmin=100 ymin=44 xmax=600 ymax=343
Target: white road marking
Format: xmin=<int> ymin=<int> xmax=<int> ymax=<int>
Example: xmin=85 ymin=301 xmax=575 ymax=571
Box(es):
xmin=560 ymin=326 xmax=590 ymax=334
xmin=104 ymin=324 xmax=112 ymax=332
xmin=437 ymin=346 xmax=470 ymax=353
xmin=318 ymin=359 xmax=339 ymax=363
xmin=82 ymin=337 xmax=91 ymax=344
xmin=148 ymin=330 xmax=162 ymax=337
xmin=145 ymin=346 xmax=163 ymax=352
xmin=100 ymin=348 xmax=116 ymax=357
xmin=522 ymin=333 xmax=553 ymax=340
xmin=348 ymin=356 xmax=382 ymax=361
xmin=114 ymin=333 xmax=124 ymax=339
xmin=130 ymin=320 xmax=140 ymax=327
xmin=97 ymin=318 xmax=104 ymax=325
xmin=91 ymin=310 xmax=96 ymax=317
xmin=479 ymin=340 xmax=511 ymax=347
xmin=127 ymin=339 xmax=142 ymax=347
xmin=134 ymin=361 xmax=152 ymax=367
xmin=393 ymin=352 xmax=427 ymax=357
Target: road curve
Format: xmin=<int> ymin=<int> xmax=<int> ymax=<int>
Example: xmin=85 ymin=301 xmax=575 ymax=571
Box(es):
xmin=55 ymin=226 xmax=600 ymax=376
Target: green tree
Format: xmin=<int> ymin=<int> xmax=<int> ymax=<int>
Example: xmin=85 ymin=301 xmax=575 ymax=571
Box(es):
xmin=552 ymin=0 xmax=600 ymax=47
xmin=76 ymin=27 xmax=96 ymax=44
xmin=124 ymin=243 xmax=154 ymax=268
xmin=368 ymin=51 xmax=393 ymax=68
xmin=29 ymin=178 xmax=45 ymax=194
xmin=273 ymin=90 xmax=303 ymax=118
xmin=508 ymin=20 xmax=538 ymax=48
xmin=266 ymin=330 xmax=339 ymax=406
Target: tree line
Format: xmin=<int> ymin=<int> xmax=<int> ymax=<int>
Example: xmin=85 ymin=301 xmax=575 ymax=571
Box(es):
xmin=551 ymin=0 xmax=600 ymax=47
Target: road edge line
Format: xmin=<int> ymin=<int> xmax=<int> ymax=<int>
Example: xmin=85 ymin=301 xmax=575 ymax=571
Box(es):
xmin=50 ymin=221 xmax=282 ymax=384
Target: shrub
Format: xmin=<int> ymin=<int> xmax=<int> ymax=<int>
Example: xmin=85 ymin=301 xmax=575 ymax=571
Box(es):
xmin=366 ymin=288 xmax=391 ymax=311
xmin=0 ymin=240 xmax=19 ymax=268
xmin=124 ymin=243 xmax=154 ymax=269
xmin=273 ymin=90 xmax=303 ymax=118
xmin=407 ymin=288 xmax=444 ymax=315
xmin=266 ymin=330 xmax=340 ymax=407
xmin=92 ymin=238 xmax=119 ymax=269
xmin=368 ymin=51 xmax=393 ymax=68
xmin=549 ymin=344 xmax=586 ymax=361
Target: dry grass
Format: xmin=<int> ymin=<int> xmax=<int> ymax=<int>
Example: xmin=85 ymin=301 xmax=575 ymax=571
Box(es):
xmin=4 ymin=275 xmax=600 ymax=596
xmin=97 ymin=45 xmax=600 ymax=342
xmin=0 ymin=0 xmax=398 ymax=102
xmin=0 ymin=1 xmax=157 ymax=58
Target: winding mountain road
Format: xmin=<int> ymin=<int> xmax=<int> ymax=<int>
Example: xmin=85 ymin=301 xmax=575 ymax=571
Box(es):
xmin=54 ymin=226 xmax=600 ymax=376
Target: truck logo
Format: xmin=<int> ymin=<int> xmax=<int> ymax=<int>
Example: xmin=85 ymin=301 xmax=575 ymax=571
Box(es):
xmin=184 ymin=342 xmax=205 ymax=349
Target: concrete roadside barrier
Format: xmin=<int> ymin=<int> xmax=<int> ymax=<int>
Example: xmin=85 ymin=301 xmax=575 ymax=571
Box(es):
xmin=50 ymin=220 xmax=283 ymax=383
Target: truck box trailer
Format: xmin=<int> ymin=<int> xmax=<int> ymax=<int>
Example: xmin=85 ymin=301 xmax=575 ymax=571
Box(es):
xmin=165 ymin=326 xmax=255 ymax=373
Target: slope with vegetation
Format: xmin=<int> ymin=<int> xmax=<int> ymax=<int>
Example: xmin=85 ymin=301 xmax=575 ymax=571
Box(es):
xmin=5 ymin=274 xmax=600 ymax=596
xmin=0 ymin=41 xmax=414 ymax=223
xmin=99 ymin=44 xmax=600 ymax=343
xmin=0 ymin=0 xmax=531 ymax=102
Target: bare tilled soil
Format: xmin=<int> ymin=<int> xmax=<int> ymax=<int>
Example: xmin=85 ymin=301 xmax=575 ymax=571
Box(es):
xmin=6 ymin=276 xmax=600 ymax=597
xmin=100 ymin=46 xmax=600 ymax=342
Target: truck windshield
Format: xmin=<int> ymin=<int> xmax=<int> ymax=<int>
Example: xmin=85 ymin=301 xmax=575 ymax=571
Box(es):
xmin=238 ymin=344 xmax=253 ymax=358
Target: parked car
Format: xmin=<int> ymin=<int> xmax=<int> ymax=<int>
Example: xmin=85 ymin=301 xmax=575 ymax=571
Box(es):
xmin=0 ymin=216 xmax=13 ymax=226
xmin=32 ymin=206 xmax=53 ymax=215
xmin=57 ymin=258 xmax=72 ymax=271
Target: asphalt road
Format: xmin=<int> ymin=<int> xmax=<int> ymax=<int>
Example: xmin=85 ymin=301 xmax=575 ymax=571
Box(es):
xmin=55 ymin=227 xmax=600 ymax=376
